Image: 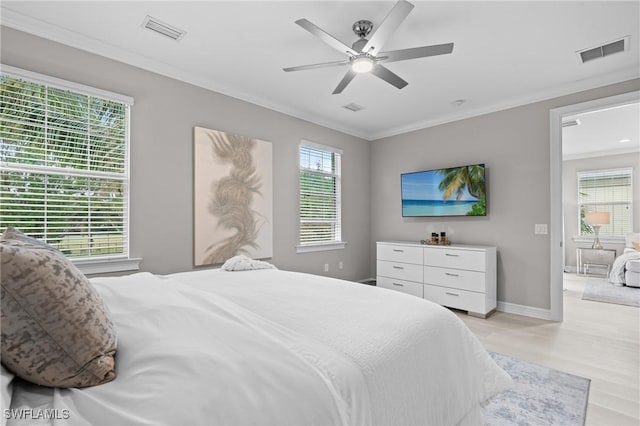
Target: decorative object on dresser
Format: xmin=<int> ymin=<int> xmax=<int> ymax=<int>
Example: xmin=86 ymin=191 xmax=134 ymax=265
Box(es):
xmin=421 ymin=231 xmax=450 ymax=245
xmin=585 ymin=211 xmax=610 ymax=250
xmin=376 ymin=241 xmax=497 ymax=318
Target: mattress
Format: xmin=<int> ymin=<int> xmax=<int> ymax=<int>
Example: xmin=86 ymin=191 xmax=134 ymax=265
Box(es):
xmin=7 ymin=268 xmax=511 ymax=426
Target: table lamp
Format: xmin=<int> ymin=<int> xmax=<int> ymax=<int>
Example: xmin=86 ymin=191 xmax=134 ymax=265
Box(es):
xmin=585 ymin=211 xmax=610 ymax=250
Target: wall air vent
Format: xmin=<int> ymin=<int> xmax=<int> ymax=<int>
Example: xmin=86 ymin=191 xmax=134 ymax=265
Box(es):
xmin=578 ymin=37 xmax=628 ymax=63
xmin=142 ymin=15 xmax=186 ymax=41
xmin=342 ymin=103 xmax=365 ymax=112
xmin=562 ymin=119 xmax=581 ymax=128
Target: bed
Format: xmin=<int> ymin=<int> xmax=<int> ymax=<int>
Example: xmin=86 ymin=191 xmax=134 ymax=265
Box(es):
xmin=2 ymin=242 xmax=511 ymax=426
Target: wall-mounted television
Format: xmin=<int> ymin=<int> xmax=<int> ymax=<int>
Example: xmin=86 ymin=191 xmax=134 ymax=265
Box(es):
xmin=401 ymin=164 xmax=486 ymax=217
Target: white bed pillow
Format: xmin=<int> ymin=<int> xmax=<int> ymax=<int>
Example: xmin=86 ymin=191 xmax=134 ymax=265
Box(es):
xmin=221 ymin=255 xmax=277 ymax=271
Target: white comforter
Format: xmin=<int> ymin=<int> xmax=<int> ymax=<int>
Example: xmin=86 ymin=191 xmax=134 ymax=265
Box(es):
xmin=170 ymin=269 xmax=511 ymax=425
xmin=9 ymin=269 xmax=511 ymax=426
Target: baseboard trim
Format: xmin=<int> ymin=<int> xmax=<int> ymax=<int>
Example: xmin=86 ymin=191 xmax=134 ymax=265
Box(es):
xmin=497 ymin=301 xmax=552 ymax=321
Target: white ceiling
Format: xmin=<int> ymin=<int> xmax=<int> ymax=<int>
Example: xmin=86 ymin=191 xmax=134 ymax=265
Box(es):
xmin=562 ymin=102 xmax=639 ymax=160
xmin=1 ymin=1 xmax=639 ymax=142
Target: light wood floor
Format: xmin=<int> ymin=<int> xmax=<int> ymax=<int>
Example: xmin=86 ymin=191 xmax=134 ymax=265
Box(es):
xmin=455 ymin=273 xmax=640 ymax=426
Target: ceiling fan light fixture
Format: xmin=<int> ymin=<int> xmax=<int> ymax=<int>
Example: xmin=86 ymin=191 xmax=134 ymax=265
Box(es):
xmin=351 ymin=56 xmax=374 ymax=73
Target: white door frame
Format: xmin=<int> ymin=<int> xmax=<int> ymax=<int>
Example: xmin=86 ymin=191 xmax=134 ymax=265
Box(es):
xmin=549 ymin=90 xmax=640 ymax=321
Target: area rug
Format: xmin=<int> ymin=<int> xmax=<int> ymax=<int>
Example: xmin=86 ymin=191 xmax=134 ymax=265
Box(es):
xmin=483 ymin=352 xmax=590 ymax=426
xmin=581 ymin=277 xmax=640 ymax=307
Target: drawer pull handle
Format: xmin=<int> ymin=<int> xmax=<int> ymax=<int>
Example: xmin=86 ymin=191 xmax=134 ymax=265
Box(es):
xmin=445 ymin=253 xmax=459 ymax=257
xmin=445 ymin=292 xmax=460 ymax=297
xmin=392 ymin=249 xmax=404 ymax=252
xmin=392 ymin=282 xmax=404 ymax=287
xmin=392 ymin=266 xmax=405 ymax=269
xmin=445 ymin=273 xmax=459 ymax=277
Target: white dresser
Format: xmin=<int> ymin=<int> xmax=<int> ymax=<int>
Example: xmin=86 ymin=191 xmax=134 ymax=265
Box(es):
xmin=376 ymin=241 xmax=497 ymax=318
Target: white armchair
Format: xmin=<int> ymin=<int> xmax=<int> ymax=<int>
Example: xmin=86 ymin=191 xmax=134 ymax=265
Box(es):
xmin=614 ymin=233 xmax=640 ymax=287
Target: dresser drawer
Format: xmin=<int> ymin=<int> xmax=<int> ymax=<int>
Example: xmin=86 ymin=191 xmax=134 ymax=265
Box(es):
xmin=377 ymin=277 xmax=424 ymax=298
xmin=423 ymin=284 xmax=486 ymax=313
xmin=377 ymin=260 xmax=423 ymax=283
xmin=423 ymin=266 xmax=486 ymax=293
xmin=423 ymin=248 xmax=486 ymax=272
xmin=377 ymin=244 xmax=423 ymax=264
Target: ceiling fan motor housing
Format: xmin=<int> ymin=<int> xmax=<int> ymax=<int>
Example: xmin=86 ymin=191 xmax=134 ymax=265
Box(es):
xmin=352 ymin=20 xmax=373 ymax=52
xmin=352 ymin=20 xmax=373 ymax=38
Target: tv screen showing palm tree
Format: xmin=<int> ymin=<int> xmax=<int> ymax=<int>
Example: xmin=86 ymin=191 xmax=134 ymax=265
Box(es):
xmin=400 ymin=164 xmax=486 ymax=217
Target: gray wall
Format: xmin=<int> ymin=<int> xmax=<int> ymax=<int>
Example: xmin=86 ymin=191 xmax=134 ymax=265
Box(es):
xmin=0 ymin=26 xmax=372 ymax=280
xmin=370 ymin=79 xmax=640 ymax=310
xmin=563 ymin=153 xmax=640 ymax=270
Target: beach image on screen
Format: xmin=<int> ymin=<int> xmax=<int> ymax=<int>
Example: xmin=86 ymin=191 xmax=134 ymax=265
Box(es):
xmin=401 ymin=165 xmax=486 ymax=217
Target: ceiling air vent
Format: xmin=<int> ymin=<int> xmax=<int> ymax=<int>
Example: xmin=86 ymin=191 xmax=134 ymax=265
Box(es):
xmin=578 ymin=37 xmax=628 ymax=63
xmin=342 ymin=103 xmax=365 ymax=112
xmin=562 ymin=119 xmax=581 ymax=128
xmin=142 ymin=15 xmax=186 ymax=41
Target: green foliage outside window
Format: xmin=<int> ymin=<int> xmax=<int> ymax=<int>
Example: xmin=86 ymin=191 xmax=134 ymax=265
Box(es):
xmin=0 ymin=74 xmax=128 ymax=257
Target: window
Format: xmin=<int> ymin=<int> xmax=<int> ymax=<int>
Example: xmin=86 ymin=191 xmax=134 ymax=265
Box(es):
xmin=0 ymin=66 xmax=137 ymax=273
xmin=578 ymin=168 xmax=633 ymax=237
xmin=297 ymin=142 xmax=345 ymax=252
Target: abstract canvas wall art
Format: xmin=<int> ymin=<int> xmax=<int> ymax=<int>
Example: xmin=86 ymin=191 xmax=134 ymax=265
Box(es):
xmin=193 ymin=127 xmax=273 ymax=266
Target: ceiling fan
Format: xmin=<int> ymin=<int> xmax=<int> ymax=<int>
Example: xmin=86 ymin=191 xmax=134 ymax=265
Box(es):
xmin=283 ymin=0 xmax=454 ymax=94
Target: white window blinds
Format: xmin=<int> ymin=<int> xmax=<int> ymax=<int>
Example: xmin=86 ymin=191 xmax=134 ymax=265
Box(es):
xmin=578 ymin=168 xmax=633 ymax=237
xmin=0 ymin=68 xmax=132 ymax=259
xmin=299 ymin=142 xmax=342 ymax=246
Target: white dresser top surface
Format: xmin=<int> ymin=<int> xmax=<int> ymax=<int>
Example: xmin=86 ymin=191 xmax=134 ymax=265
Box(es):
xmin=377 ymin=240 xmax=496 ymax=251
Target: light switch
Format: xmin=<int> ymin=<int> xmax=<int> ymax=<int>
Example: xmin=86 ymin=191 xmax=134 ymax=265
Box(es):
xmin=534 ymin=224 xmax=548 ymax=235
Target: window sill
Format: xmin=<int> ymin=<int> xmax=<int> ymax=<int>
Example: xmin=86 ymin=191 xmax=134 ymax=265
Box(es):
xmin=296 ymin=242 xmax=347 ymax=253
xmin=572 ymin=236 xmax=625 ymax=245
xmin=72 ymin=257 xmax=142 ymax=275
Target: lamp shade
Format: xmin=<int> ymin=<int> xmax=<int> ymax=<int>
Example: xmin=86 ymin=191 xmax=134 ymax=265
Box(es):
xmin=585 ymin=211 xmax=610 ymax=225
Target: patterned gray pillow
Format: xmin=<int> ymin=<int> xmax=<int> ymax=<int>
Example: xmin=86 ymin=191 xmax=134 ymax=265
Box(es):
xmin=0 ymin=227 xmax=117 ymax=388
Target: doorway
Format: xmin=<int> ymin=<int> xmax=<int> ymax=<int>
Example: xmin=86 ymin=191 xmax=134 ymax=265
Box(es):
xmin=550 ymin=90 xmax=640 ymax=321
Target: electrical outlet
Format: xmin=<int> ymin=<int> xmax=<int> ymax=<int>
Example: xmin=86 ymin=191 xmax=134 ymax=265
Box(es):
xmin=339 ymin=261 xmax=343 ymax=270
xmin=534 ymin=224 xmax=548 ymax=235
xmin=324 ymin=263 xmax=329 ymax=272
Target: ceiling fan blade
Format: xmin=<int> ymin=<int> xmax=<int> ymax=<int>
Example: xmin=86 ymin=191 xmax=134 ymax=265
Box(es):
xmin=283 ymin=60 xmax=350 ymax=72
xmin=295 ymin=19 xmax=358 ymax=56
xmin=370 ymin=64 xmax=408 ymax=90
xmin=332 ymin=69 xmax=357 ymax=94
xmin=378 ymin=43 xmax=454 ymax=63
xmin=362 ymin=0 xmax=414 ymax=56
